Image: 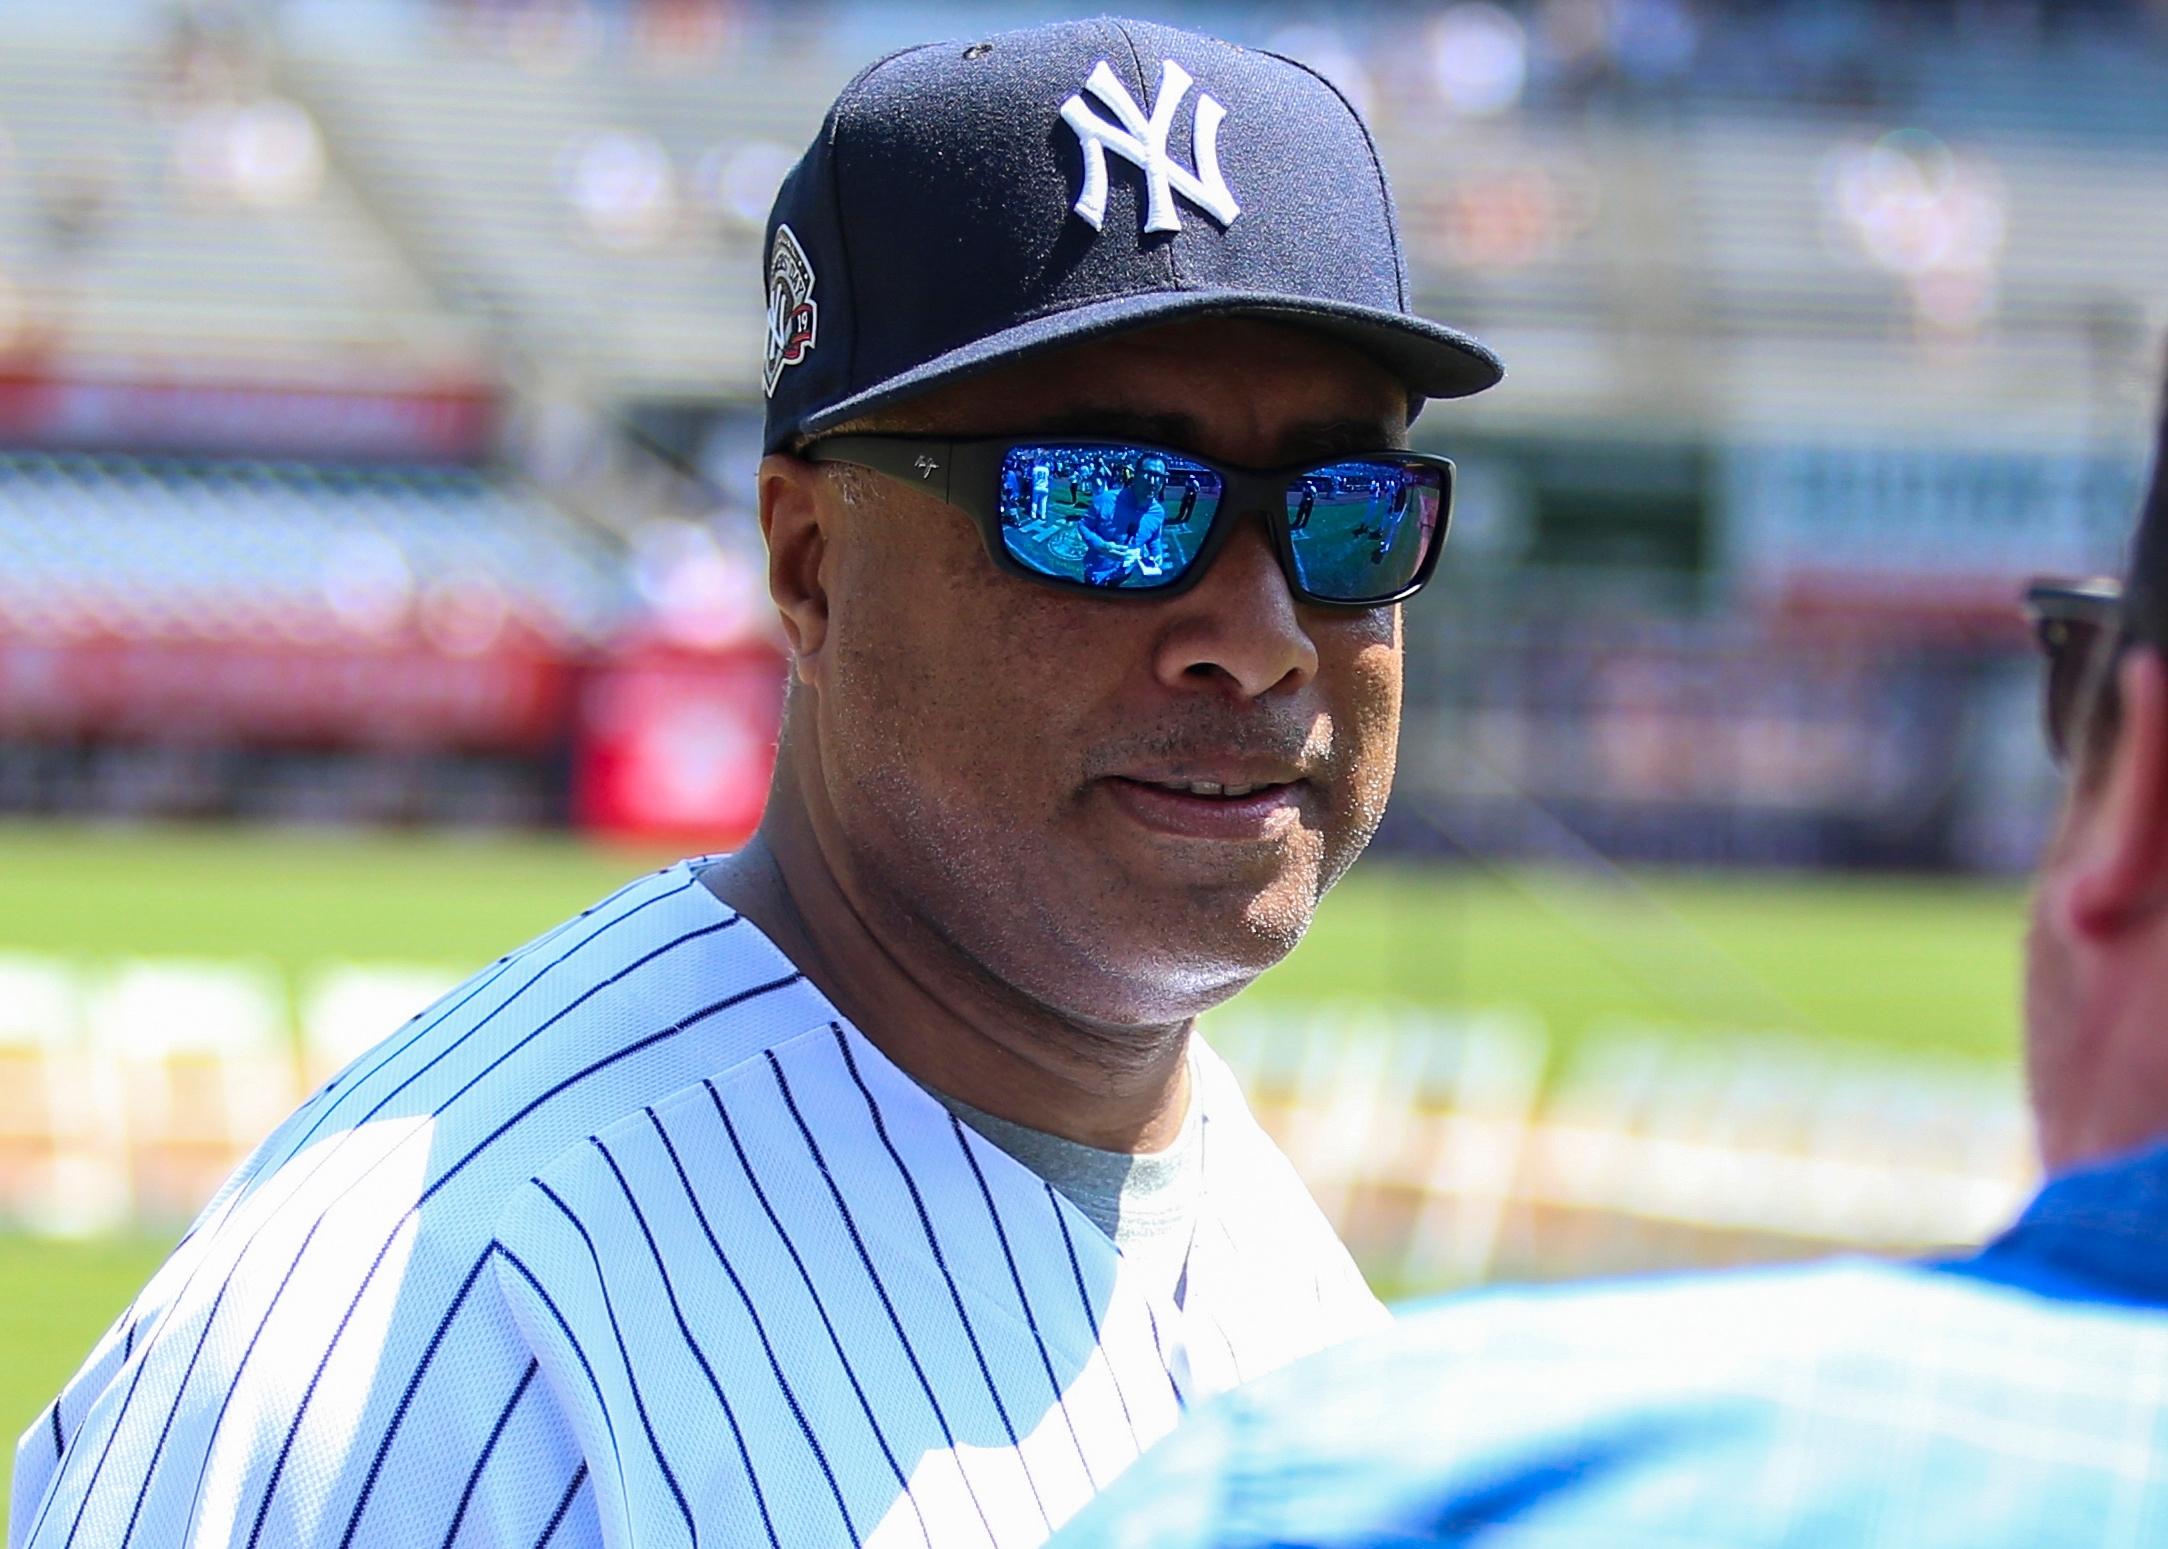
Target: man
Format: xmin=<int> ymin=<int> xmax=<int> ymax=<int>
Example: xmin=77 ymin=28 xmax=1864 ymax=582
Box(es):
xmin=1351 ymin=479 xmax=1412 ymax=564
xmin=1053 ymin=383 xmax=2168 ymax=1549
xmin=1079 ymin=454 xmax=1171 ymax=585
xmin=11 ymin=19 xmax=1498 ymax=1549
xmin=1031 ymin=457 xmax=1054 ymax=525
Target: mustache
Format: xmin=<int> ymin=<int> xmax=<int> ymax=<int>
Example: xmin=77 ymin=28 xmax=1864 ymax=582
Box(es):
xmin=1083 ymin=713 xmax=1334 ymax=780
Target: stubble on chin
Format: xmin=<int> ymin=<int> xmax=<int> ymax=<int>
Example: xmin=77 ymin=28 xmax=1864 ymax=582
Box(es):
xmin=838 ymin=747 xmax=1335 ymax=1029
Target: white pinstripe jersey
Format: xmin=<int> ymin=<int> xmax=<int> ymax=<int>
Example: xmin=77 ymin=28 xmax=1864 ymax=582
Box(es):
xmin=11 ymin=859 xmax=1385 ymax=1549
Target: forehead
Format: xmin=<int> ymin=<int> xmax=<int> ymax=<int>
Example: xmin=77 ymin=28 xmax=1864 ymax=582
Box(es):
xmin=879 ymin=317 xmax=1410 ymax=464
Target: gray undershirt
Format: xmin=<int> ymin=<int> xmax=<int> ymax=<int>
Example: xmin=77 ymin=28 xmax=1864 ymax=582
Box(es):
xmin=694 ymin=864 xmax=1204 ymax=1268
xmin=924 ymin=1079 xmax=1204 ymax=1278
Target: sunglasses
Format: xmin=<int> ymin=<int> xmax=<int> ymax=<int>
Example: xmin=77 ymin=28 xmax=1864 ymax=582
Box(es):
xmin=2022 ymin=576 xmax=2127 ymax=769
xmin=802 ymin=434 xmax=1455 ymax=607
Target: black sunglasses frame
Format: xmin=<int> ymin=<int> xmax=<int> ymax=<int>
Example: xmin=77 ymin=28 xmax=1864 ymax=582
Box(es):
xmin=2022 ymin=576 xmax=2127 ymax=770
xmin=801 ymin=433 xmax=1456 ymax=608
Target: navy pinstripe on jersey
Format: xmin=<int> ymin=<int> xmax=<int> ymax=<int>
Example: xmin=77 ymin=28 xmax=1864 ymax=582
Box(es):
xmin=13 ymin=859 xmax=1386 ymax=1549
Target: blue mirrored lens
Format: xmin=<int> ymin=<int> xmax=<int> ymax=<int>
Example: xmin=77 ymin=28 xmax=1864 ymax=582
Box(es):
xmin=998 ymin=446 xmax=1222 ymax=590
xmin=1285 ymin=460 xmax=1445 ymax=601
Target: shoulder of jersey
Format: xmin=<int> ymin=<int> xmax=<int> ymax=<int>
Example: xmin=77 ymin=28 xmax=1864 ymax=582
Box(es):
xmin=263 ymin=859 xmax=837 ymax=1242
xmin=114 ymin=859 xmax=838 ymax=1371
xmin=17 ymin=861 xmax=851 ymax=1549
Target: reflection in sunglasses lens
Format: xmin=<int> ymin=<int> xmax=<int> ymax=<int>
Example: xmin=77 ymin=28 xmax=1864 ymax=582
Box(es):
xmin=996 ymin=446 xmax=1221 ymax=590
xmin=1286 ymin=460 xmax=1444 ymax=603
xmin=992 ymin=445 xmax=1445 ymax=601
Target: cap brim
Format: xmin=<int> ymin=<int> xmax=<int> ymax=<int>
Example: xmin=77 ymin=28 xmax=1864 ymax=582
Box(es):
xmin=786 ymin=290 xmax=1502 ymax=448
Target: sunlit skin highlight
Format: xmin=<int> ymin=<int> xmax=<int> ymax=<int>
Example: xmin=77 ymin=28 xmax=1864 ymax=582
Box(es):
xmin=706 ymin=318 xmax=1411 ymax=1152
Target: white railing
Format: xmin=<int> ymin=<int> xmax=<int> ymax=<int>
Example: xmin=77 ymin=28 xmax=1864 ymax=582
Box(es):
xmin=0 ymin=951 xmax=459 ymax=1234
xmin=1203 ymin=1005 xmax=2036 ymax=1289
xmin=0 ymin=951 xmax=2037 ymax=1289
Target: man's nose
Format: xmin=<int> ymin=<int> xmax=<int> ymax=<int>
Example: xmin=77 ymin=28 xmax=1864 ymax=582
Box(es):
xmin=1150 ymin=517 xmax=1318 ymax=699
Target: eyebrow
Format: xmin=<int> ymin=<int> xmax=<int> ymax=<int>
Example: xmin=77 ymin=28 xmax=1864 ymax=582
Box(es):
xmin=1008 ymin=409 xmax=1408 ymax=463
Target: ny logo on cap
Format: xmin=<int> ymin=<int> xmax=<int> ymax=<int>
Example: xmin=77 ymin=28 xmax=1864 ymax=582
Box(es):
xmin=1061 ymin=59 xmax=1241 ymax=235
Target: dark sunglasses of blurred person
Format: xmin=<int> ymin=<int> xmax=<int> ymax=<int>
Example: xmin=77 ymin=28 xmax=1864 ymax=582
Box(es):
xmin=2025 ymin=576 xmax=2129 ymax=769
xmin=804 ymin=435 xmax=1454 ymax=607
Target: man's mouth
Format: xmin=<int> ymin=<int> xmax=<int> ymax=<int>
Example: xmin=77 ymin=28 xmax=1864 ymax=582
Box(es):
xmin=1130 ymin=778 xmax=1284 ymax=799
xmin=1099 ymin=771 xmax=1311 ymax=841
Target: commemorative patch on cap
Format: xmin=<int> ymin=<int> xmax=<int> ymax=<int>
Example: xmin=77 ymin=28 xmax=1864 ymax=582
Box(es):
xmin=763 ymin=223 xmax=818 ymax=397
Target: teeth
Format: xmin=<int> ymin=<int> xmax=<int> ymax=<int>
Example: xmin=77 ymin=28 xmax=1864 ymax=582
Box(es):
xmin=1157 ymin=780 xmax=1263 ymax=798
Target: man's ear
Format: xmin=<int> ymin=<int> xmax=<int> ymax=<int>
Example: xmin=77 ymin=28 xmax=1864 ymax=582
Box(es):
xmin=2069 ymin=648 xmax=2168 ymax=937
xmin=758 ymin=452 xmax=832 ymax=683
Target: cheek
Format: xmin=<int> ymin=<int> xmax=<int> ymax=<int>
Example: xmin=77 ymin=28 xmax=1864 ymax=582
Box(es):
xmin=825 ymin=522 xmax=974 ymax=741
xmin=820 ymin=516 xmax=1098 ymax=802
xmin=1328 ymin=623 xmax=1405 ymax=817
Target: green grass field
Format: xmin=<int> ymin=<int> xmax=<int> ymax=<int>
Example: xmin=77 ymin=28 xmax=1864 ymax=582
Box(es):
xmin=0 ymin=820 xmax=2031 ymax=1483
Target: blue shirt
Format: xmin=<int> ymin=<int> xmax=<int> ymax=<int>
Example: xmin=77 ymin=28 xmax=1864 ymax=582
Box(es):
xmin=1054 ymin=1138 xmax=2168 ymax=1548
xmin=1082 ymin=485 xmax=1166 ymax=549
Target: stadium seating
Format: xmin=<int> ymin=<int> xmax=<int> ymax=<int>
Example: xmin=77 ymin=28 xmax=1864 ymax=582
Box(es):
xmin=0 ymin=451 xmax=629 ymax=645
xmin=299 ymin=960 xmax=463 ymax=1086
xmin=0 ymin=13 xmax=472 ymax=370
xmin=7 ymin=5 xmax=2166 ymax=430
xmin=86 ymin=956 xmax=298 ymax=1222
xmin=1515 ymin=1025 xmax=2030 ymax=1276
xmin=276 ymin=14 xmax=844 ymax=397
xmin=1206 ymin=1004 xmax=2032 ymax=1289
xmin=0 ymin=945 xmax=2037 ymax=1287
xmin=0 ymin=953 xmax=128 ymax=1234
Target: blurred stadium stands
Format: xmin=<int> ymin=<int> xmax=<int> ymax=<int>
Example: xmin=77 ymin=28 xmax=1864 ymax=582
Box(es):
xmin=0 ymin=0 xmax=2164 ymax=857
xmin=0 ymin=452 xmax=622 ymax=646
xmin=9 ymin=0 xmax=2168 ymax=410
xmin=4 ymin=0 xmax=2145 ymax=1273
xmin=0 ymin=10 xmax=472 ymax=369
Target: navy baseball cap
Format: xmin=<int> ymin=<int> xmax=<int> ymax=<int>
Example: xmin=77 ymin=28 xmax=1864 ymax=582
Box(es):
xmin=760 ymin=16 xmax=1503 ymax=453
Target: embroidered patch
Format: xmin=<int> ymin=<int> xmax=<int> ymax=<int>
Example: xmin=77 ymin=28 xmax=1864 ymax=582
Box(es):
xmin=763 ymin=223 xmax=819 ymax=397
xmin=1060 ymin=58 xmax=1241 ymax=235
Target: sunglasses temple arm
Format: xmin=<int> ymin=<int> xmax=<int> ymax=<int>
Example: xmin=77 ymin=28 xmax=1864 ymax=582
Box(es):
xmin=806 ymin=435 xmax=962 ymax=503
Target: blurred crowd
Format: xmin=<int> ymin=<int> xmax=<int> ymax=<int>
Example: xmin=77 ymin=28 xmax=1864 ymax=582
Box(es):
xmin=0 ymin=0 xmax=2162 ymax=853
xmin=399 ymin=0 xmax=2168 ymax=111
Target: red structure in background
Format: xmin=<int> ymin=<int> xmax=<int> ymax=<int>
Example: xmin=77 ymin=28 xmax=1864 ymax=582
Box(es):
xmin=0 ymin=356 xmax=790 ymax=843
xmin=0 ymin=617 xmax=786 ymax=842
xmin=572 ymin=641 xmax=785 ymax=846
xmin=0 ymin=361 xmax=498 ymax=463
xmin=0 ymin=629 xmax=574 ymax=751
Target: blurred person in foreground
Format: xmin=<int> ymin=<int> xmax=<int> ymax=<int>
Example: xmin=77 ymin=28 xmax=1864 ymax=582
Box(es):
xmin=11 ymin=18 xmax=1501 ymax=1549
xmin=1050 ymin=381 xmax=2168 ymax=1549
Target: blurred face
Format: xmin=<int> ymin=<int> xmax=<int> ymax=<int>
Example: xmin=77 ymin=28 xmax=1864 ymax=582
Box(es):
xmin=798 ymin=318 xmax=1409 ymax=1026
xmin=2023 ymin=645 xmax=2168 ymax=1171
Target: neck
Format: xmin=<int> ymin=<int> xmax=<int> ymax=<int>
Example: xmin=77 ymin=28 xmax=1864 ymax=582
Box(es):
xmin=2035 ymin=957 xmax=2168 ymax=1177
xmin=703 ymin=744 xmax=1192 ymax=1154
